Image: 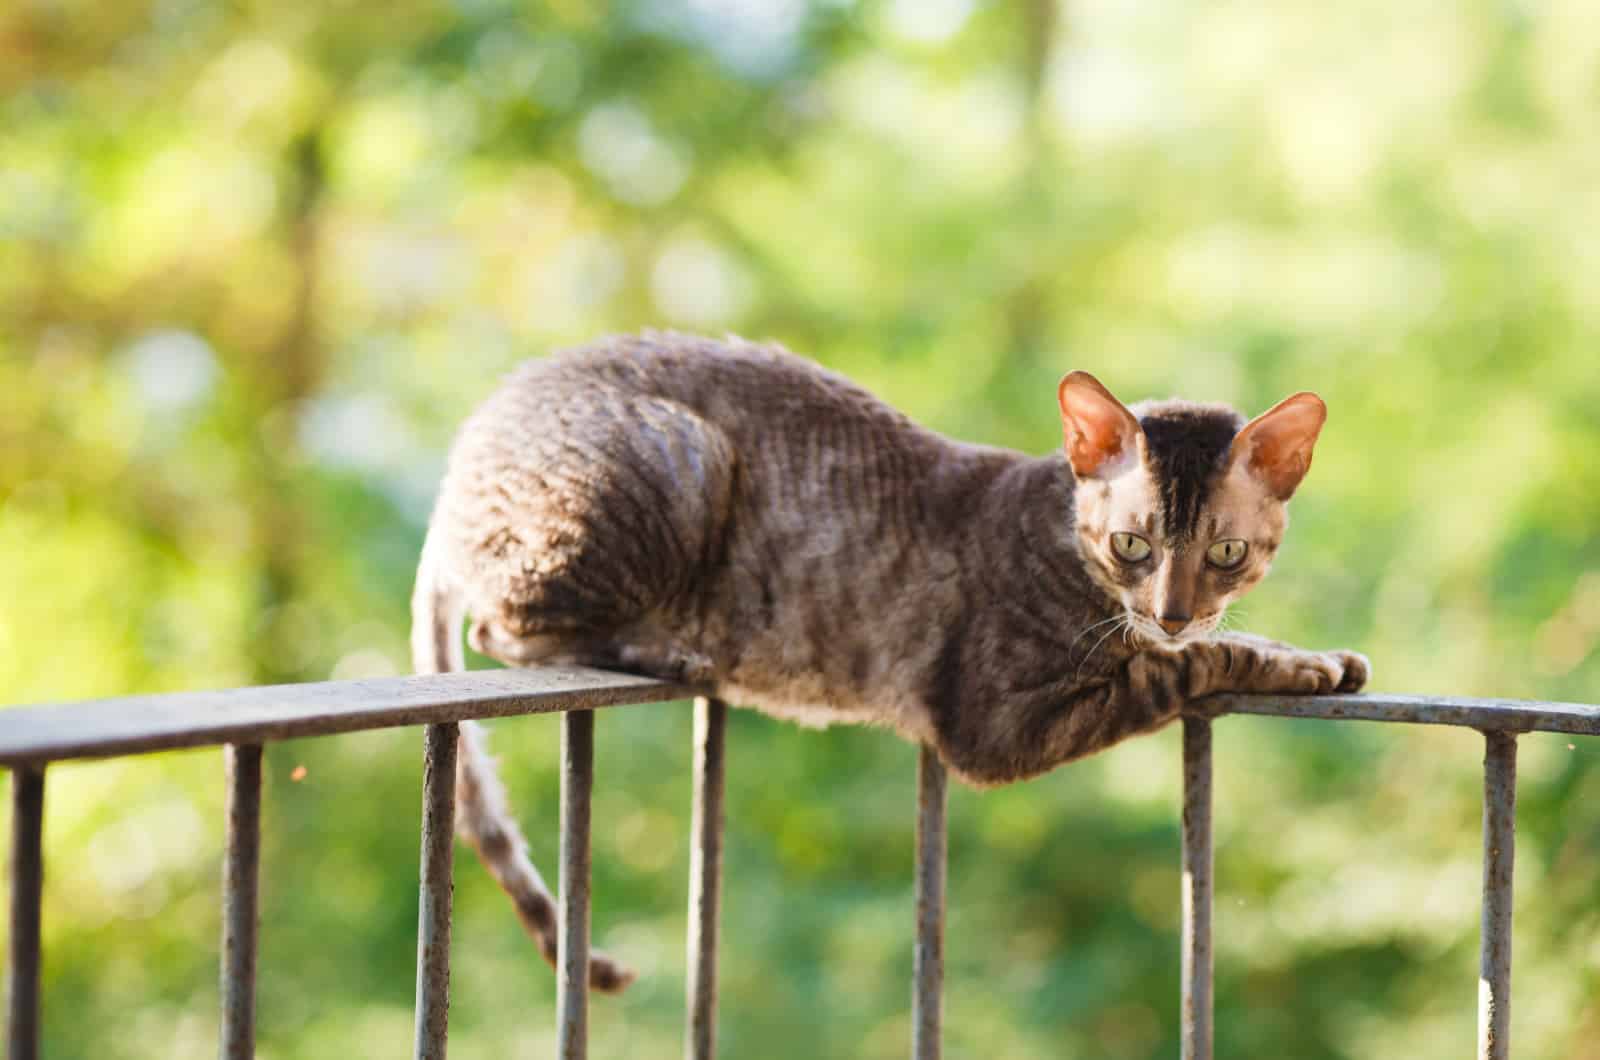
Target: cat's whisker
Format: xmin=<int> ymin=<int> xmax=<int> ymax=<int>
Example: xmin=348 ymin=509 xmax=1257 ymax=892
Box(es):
xmin=1123 ymin=614 xmax=1161 ymax=645
xmin=1067 ymin=613 xmax=1127 ymax=658
xmin=1075 ymin=615 xmax=1130 ymax=678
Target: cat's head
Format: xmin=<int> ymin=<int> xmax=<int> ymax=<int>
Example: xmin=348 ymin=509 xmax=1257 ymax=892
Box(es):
xmin=1057 ymin=371 xmax=1326 ymax=644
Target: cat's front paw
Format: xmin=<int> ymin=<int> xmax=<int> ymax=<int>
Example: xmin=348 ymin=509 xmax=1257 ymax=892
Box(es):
xmin=1332 ymin=650 xmax=1369 ymax=693
xmin=1278 ymin=649 xmax=1368 ymax=694
xmin=1278 ymin=651 xmax=1345 ymax=694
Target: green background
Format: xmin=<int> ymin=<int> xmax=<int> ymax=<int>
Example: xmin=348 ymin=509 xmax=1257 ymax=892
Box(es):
xmin=4 ymin=0 xmax=1600 ymax=1056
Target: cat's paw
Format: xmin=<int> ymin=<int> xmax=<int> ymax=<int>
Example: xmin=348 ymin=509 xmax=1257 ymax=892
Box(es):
xmin=1332 ymin=650 xmax=1370 ymax=693
xmin=1280 ymin=651 xmax=1345 ymax=694
xmin=1279 ymin=649 xmax=1368 ymax=694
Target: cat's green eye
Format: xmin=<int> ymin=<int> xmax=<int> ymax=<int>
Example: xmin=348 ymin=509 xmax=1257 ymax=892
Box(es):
xmin=1110 ymin=532 xmax=1152 ymax=563
xmin=1206 ymin=539 xmax=1248 ymax=569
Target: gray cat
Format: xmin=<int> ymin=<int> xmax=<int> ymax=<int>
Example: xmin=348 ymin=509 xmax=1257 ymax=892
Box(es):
xmin=411 ymin=331 xmax=1368 ymax=990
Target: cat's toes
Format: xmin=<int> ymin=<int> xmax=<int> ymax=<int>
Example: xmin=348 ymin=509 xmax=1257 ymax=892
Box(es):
xmin=1333 ymin=651 xmax=1370 ymax=693
xmin=1285 ymin=652 xmax=1343 ymax=694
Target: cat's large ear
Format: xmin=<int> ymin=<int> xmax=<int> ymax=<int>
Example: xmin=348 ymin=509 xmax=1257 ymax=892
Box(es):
xmin=1057 ymin=371 xmax=1142 ymax=478
xmin=1229 ymin=392 xmax=1327 ymax=499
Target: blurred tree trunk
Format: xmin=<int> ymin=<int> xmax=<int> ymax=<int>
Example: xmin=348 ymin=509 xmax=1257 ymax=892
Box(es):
xmin=997 ymin=0 xmax=1059 ymax=397
xmin=1022 ymin=0 xmax=1058 ymax=121
xmin=248 ymin=127 xmax=330 ymax=683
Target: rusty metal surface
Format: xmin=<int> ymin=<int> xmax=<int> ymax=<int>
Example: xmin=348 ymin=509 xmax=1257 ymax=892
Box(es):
xmin=1206 ymin=691 xmax=1600 ymax=736
xmin=6 ymin=674 xmax=1593 ymax=769
xmin=913 ymin=746 xmax=947 ymax=1060
xmin=0 ymin=667 xmax=704 ymax=767
xmin=221 ymin=745 xmax=263 ymax=1060
xmin=7 ymin=767 xmax=44 ymax=1060
xmin=413 ymin=723 xmax=459 ymax=1060
xmin=1181 ymin=717 xmax=1213 ymax=1060
xmin=685 ymin=698 xmax=727 ymax=1060
xmin=1478 ymin=732 xmax=1517 ymax=1060
xmin=5 ymin=663 xmax=1591 ymax=1059
xmin=558 ymin=710 xmax=594 ymax=1060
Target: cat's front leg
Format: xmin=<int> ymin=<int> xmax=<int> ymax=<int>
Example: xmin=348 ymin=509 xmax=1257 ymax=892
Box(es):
xmin=1178 ymin=634 xmax=1369 ymax=698
xmin=957 ymin=635 xmax=1366 ymax=784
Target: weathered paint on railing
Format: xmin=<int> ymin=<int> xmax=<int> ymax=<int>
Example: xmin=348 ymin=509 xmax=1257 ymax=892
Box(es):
xmin=913 ymin=745 xmax=947 ymax=1060
xmin=413 ymin=723 xmax=459 ymax=1060
xmin=685 ymin=698 xmax=728 ymax=1060
xmin=4 ymin=676 xmax=1596 ymax=1059
xmin=0 ymin=667 xmax=704 ymax=767
xmin=557 ymin=710 xmax=595 ymax=1060
xmin=1180 ymin=717 xmax=1213 ymax=1060
xmin=6 ymin=767 xmax=43 ymax=1060
xmin=1209 ymin=692 xmax=1600 ymax=736
xmin=220 ymin=744 xmax=263 ymax=1060
xmin=1478 ymin=732 xmax=1517 ymax=1060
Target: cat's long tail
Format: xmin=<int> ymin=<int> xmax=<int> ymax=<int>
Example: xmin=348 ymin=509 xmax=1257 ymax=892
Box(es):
xmin=409 ymin=527 xmax=637 ymax=993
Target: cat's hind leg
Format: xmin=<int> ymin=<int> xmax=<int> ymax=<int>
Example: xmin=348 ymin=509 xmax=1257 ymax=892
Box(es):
xmin=413 ymin=532 xmax=636 ymax=990
xmin=446 ymin=385 xmax=739 ymax=661
xmin=429 ymin=387 xmax=738 ymax=991
xmin=467 ymin=618 xmax=571 ymax=667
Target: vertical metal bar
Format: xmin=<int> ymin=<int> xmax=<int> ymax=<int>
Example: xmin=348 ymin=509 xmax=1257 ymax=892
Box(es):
xmin=221 ymin=744 xmax=263 ymax=1060
xmin=414 ymin=723 xmax=459 ymax=1060
xmin=7 ymin=767 xmax=44 ymax=1060
xmin=1478 ymin=731 xmax=1517 ymax=1060
xmin=912 ymin=745 xmax=947 ymax=1060
xmin=1181 ymin=717 xmax=1213 ymax=1060
xmin=685 ymin=698 xmax=727 ymax=1060
xmin=558 ymin=710 xmax=594 ymax=1060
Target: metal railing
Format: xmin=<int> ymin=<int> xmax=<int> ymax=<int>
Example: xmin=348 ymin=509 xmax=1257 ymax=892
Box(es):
xmin=2 ymin=669 xmax=1597 ymax=1060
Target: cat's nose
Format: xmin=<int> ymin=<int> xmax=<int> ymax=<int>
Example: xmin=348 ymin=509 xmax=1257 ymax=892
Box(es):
xmin=1158 ymin=614 xmax=1191 ymax=636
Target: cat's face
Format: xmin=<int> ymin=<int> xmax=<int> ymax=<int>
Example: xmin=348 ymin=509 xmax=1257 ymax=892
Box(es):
xmin=1058 ymin=372 xmax=1326 ymax=644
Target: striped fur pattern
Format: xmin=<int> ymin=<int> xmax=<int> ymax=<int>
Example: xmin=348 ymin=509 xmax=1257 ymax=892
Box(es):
xmin=411 ymin=333 xmax=1368 ymax=989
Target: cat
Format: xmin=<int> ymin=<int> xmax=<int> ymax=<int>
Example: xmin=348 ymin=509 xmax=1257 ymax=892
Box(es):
xmin=410 ymin=330 xmax=1369 ymax=991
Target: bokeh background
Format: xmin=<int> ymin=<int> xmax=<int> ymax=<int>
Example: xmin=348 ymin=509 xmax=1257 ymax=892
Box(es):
xmin=4 ymin=0 xmax=1600 ymax=1056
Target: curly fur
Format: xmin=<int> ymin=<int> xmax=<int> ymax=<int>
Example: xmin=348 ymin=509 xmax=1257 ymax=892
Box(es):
xmin=411 ymin=332 xmax=1367 ymax=990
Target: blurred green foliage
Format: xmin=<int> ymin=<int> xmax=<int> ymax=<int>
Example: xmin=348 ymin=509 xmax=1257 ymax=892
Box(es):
xmin=4 ymin=0 xmax=1600 ymax=1056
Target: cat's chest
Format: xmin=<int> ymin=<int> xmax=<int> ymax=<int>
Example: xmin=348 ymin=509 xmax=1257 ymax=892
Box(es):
xmin=690 ymin=546 xmax=1113 ymax=740
xmin=716 ymin=669 xmax=940 ymax=744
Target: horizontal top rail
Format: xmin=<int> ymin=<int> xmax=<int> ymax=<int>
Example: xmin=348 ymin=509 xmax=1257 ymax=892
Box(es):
xmin=0 ymin=667 xmax=705 ymax=767
xmin=1208 ymin=692 xmax=1600 ymax=737
xmin=1 ymin=675 xmax=1597 ymax=768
